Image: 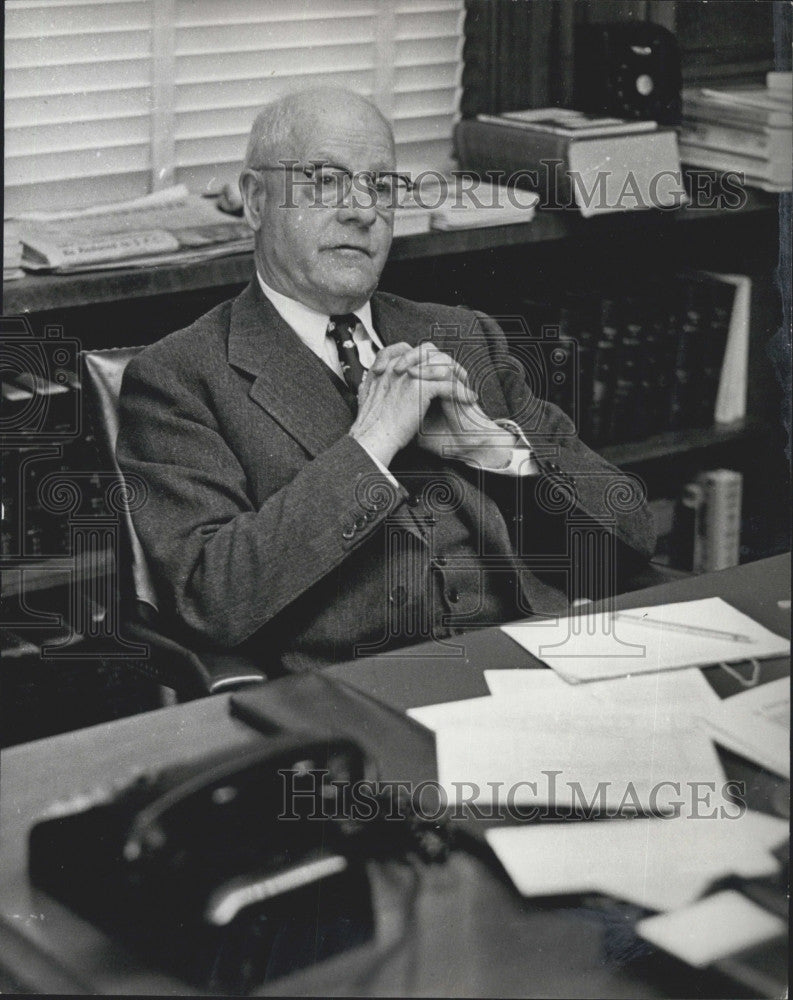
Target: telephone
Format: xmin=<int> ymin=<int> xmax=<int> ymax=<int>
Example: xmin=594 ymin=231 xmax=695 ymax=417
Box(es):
xmin=29 ymin=733 xmax=377 ymax=992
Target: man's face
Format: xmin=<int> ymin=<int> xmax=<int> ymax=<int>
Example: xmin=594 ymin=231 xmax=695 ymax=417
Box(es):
xmin=251 ymin=103 xmax=396 ymax=314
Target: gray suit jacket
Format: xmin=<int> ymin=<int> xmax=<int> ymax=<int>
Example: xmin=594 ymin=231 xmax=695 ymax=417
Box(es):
xmin=117 ymin=279 xmax=655 ymax=672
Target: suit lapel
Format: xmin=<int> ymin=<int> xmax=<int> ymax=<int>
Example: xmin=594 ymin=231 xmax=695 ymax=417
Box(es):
xmin=228 ymin=281 xmax=354 ymax=457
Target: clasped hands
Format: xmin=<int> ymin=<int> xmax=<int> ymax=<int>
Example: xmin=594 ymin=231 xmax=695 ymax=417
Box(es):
xmin=349 ymin=341 xmax=517 ymax=469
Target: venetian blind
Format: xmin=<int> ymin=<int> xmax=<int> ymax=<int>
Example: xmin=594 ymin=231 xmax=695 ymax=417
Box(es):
xmin=4 ymin=0 xmax=463 ymax=216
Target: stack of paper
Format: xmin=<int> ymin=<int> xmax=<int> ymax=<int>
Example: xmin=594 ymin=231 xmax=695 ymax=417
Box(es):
xmin=409 ymin=666 xmax=728 ymax=817
xmin=679 ymin=73 xmax=792 ymax=192
xmin=428 ymin=180 xmax=539 ymax=231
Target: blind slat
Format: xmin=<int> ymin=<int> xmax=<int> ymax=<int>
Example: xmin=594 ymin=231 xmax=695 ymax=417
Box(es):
xmin=395 ymin=36 xmax=460 ymax=64
xmin=6 ymin=89 xmax=151 ymax=128
xmin=175 ymin=71 xmax=375 ymax=113
xmin=4 ymin=1 xmax=149 ymax=38
xmin=176 ymin=17 xmax=376 ymax=55
xmin=6 ymin=144 xmax=150 ymax=186
xmin=395 ymin=9 xmax=463 ymax=39
xmin=6 ymin=115 xmax=150 ymax=156
xmin=175 ymin=0 xmax=378 ymax=26
xmin=176 ymin=45 xmax=376 ymax=84
xmin=394 ymin=88 xmax=458 ymax=117
xmin=6 ymin=30 xmax=151 ymax=69
xmin=394 ymin=62 xmax=458 ymax=90
xmin=5 ymin=60 xmax=151 ymax=97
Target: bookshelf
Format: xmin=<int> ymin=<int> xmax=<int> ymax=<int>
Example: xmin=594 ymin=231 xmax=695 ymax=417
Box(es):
xmin=2 ymin=185 xmax=776 ymax=315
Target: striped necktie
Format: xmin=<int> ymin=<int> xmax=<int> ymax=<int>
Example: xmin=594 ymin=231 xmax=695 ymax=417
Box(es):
xmin=327 ymin=313 xmax=368 ymax=394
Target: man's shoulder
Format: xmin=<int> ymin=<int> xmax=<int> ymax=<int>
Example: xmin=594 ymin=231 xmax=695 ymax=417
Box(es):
xmin=125 ymin=294 xmax=239 ymax=386
xmin=373 ymin=290 xmax=478 ymax=325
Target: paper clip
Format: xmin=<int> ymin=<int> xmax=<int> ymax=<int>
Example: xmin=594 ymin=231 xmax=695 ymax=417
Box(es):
xmin=718 ymin=658 xmax=761 ymax=688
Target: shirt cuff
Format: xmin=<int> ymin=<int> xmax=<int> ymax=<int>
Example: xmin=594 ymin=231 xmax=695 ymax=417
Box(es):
xmin=356 ymin=441 xmax=401 ymax=488
xmin=473 ymin=418 xmax=539 ymax=477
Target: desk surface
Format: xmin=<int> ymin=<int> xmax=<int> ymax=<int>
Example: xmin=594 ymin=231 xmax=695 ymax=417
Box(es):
xmin=1 ymin=555 xmax=789 ymax=997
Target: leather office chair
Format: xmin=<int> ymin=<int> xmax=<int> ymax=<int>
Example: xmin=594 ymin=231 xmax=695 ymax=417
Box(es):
xmin=82 ymin=348 xmax=266 ymax=699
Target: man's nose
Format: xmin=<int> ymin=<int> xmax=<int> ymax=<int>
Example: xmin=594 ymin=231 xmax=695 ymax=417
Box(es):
xmin=335 ymin=186 xmax=378 ymax=226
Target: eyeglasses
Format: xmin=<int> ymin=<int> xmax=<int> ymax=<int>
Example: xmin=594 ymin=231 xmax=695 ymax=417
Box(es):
xmin=249 ymin=161 xmax=413 ymax=210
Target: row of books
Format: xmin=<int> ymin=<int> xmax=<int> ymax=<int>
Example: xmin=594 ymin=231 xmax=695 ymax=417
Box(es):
xmin=678 ymin=72 xmax=792 ymax=193
xmin=1 ymin=368 xmax=106 ymax=559
xmin=515 ymin=270 xmax=750 ymax=448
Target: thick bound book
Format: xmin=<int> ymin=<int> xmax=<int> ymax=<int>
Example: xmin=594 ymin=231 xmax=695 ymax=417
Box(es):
xmin=455 ymin=119 xmax=685 ymax=217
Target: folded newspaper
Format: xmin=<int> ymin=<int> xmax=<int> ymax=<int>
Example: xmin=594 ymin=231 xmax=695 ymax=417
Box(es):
xmin=13 ymin=185 xmax=253 ymax=273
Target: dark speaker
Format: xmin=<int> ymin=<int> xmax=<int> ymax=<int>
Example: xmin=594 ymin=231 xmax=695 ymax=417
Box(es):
xmin=574 ymin=22 xmax=682 ymax=125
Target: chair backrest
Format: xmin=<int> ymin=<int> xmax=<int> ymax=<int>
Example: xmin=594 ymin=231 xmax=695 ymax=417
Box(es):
xmin=82 ymin=347 xmax=158 ymax=611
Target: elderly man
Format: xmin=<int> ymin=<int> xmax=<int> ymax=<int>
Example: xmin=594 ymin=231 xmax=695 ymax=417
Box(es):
xmin=117 ymin=89 xmax=654 ymax=674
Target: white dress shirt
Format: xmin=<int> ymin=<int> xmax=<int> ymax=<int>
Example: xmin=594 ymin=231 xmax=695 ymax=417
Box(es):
xmin=257 ymin=273 xmax=536 ymax=476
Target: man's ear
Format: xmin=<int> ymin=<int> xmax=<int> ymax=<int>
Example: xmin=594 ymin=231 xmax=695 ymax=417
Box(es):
xmin=239 ymin=169 xmax=265 ymax=232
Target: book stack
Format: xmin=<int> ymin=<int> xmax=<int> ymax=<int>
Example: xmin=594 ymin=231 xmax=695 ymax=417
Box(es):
xmin=516 ymin=270 xmax=750 ymax=448
xmin=457 ymin=108 xmax=685 ymax=216
xmin=678 ymin=72 xmax=792 ymax=192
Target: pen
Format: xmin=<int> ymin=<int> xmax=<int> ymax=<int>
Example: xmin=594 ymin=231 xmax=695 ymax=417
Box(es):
xmin=613 ymin=613 xmax=754 ymax=644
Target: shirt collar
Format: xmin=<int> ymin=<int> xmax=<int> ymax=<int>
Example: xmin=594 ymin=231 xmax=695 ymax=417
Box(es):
xmin=256 ymin=272 xmax=380 ymax=351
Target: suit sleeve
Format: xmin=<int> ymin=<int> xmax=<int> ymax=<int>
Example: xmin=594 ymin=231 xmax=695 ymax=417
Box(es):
xmin=472 ymin=311 xmax=657 ymax=576
xmin=116 ymin=353 xmax=405 ymax=648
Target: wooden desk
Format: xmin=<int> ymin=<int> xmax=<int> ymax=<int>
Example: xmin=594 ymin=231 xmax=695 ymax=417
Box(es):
xmin=1 ymin=556 xmax=789 ymax=997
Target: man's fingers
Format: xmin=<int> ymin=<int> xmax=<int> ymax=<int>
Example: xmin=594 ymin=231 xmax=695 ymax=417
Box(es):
xmin=369 ymin=341 xmax=412 ymax=374
xmin=422 ymin=375 xmax=478 ymax=404
xmin=392 ymin=342 xmax=438 ymax=374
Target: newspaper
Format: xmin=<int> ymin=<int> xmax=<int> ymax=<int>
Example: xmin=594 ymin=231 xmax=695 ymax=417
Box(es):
xmin=13 ymin=185 xmax=253 ymax=272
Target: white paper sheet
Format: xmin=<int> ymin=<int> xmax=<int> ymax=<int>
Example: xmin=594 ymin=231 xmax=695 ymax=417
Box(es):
xmin=409 ymin=693 xmax=725 ymax=816
xmin=500 ymin=597 xmax=788 ymax=683
xmin=485 ymin=810 xmax=787 ymax=912
xmin=484 ymin=667 xmax=720 ymax=726
xmin=636 ymin=890 xmax=786 ymax=967
xmin=703 ymin=676 xmax=790 ymax=779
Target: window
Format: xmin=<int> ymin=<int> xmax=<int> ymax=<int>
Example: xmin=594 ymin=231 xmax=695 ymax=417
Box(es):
xmin=4 ymin=0 xmax=464 ymax=216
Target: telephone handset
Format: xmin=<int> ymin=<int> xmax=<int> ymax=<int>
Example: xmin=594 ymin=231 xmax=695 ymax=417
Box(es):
xmin=28 ymin=733 xmax=376 ymax=991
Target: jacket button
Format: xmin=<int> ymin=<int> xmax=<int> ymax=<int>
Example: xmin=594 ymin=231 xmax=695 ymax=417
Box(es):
xmin=407 ymin=493 xmax=421 ymax=507
xmin=447 ymin=587 xmax=460 ymax=604
xmin=549 ymin=462 xmax=561 ymax=473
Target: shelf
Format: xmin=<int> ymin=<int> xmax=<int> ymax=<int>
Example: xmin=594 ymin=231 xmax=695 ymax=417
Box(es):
xmin=602 ymin=421 xmax=762 ymax=467
xmin=3 ymin=186 xmax=776 ymax=316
